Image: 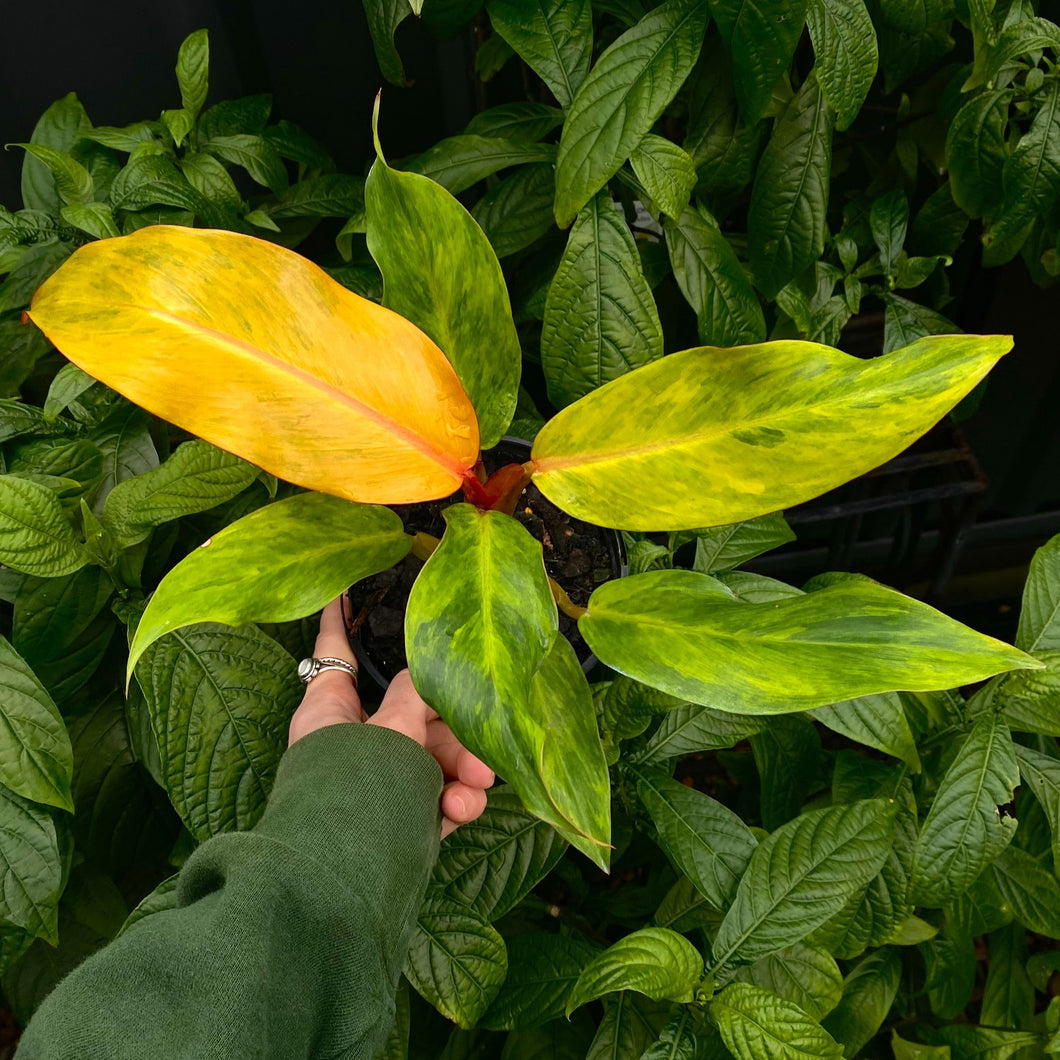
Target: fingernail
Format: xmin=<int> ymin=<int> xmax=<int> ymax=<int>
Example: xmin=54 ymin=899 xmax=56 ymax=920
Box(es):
xmin=452 ymin=795 xmax=466 ymax=817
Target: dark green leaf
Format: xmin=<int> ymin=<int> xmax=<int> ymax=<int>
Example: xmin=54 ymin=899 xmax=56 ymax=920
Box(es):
xmin=0 ymin=785 xmax=62 ymax=942
xmin=0 ymin=475 xmax=88 ymax=576
xmin=634 ymin=766 xmax=758 ymax=909
xmin=713 ymin=982 xmax=843 ymax=1059
xmin=911 ymin=714 xmax=1018 ymax=907
xmin=540 ymin=192 xmax=663 ymax=408
xmin=630 ymin=135 xmax=696 ymax=220
xmin=553 ymin=0 xmax=709 ymax=226
xmin=709 ymin=800 xmax=897 ymax=979
xmin=407 ymin=136 xmax=556 ymax=195
xmin=809 ymin=693 xmax=920 ymax=770
xmin=982 ymin=923 xmax=1034 ymax=1031
xmin=262 ymin=121 xmax=334 ymax=170
xmin=567 ymin=927 xmax=703 ymax=1013
xmin=12 ymin=146 xmax=93 ymax=207
xmin=128 ymin=494 xmax=410 ymax=673
xmin=1017 ymin=533 xmax=1060 ymax=651
xmin=748 ymin=74 xmax=833 ymax=299
xmin=366 ymin=127 xmax=521 ymax=447
xmin=102 ymin=439 xmax=258 ymax=546
xmin=363 ymin=0 xmax=414 ymax=85
xmin=59 ymin=202 xmax=120 ymax=240
xmin=751 ymin=716 xmax=821 ymax=828
xmin=982 ymin=845 xmax=1060 ymax=939
xmin=882 ymin=294 xmax=955 ymax=357
xmin=709 ymin=0 xmax=809 ymax=123
xmin=20 ymin=93 xmax=92 ymax=213
xmin=428 ymin=786 xmax=567 ymax=921
xmin=879 ymin=0 xmax=953 ymax=34
xmin=472 ymin=164 xmax=555 ymax=259
xmin=108 ymin=155 xmax=208 ymax=215
xmin=821 ymin=949 xmax=901 ymax=1057
xmin=134 ymin=622 xmax=299 ymax=839
xmin=0 ymin=319 xmax=52 ymax=399
xmin=179 ymin=152 xmax=242 ymax=212
xmin=946 ymin=91 xmax=1010 ymax=219
xmin=930 ymin=1025 xmax=1039 ymax=1058
xmin=270 ymin=174 xmax=364 ymax=218
xmin=86 ymin=121 xmax=159 ymax=152
xmin=806 ymin=0 xmax=877 ymax=130
xmin=733 ymin=942 xmax=843 ymax=1021
xmin=176 ymin=29 xmax=210 ymax=119
xmin=486 ymin=0 xmax=592 ymax=107
xmin=199 ymin=96 xmax=272 ymax=141
xmin=965 ymin=16 xmax=1060 ymax=91
xmin=0 ymin=635 xmax=72 ymax=811
xmin=1014 ymin=743 xmax=1060 ymax=874
xmin=871 ymin=191 xmax=908 ymax=276
xmin=636 ymin=703 xmax=765 ymax=763
xmin=480 ymin=934 xmax=599 ymax=1030
xmin=405 ymin=897 xmax=508 ymax=1029
xmin=204 ymin=134 xmax=288 ymax=194
xmin=666 ymin=206 xmax=766 ymax=346
xmin=464 ymin=103 xmax=564 ymax=143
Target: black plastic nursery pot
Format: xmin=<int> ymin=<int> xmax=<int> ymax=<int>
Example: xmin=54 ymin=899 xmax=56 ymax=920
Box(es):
xmin=344 ymin=436 xmax=627 ymax=693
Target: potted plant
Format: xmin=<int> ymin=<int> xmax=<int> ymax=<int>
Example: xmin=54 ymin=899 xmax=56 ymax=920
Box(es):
xmin=25 ymin=105 xmax=1039 ymax=869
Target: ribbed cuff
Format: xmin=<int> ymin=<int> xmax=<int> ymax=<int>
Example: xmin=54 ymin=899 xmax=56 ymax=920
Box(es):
xmin=252 ymin=724 xmax=443 ymax=983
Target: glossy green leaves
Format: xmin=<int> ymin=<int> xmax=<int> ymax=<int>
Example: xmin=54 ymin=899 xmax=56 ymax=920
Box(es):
xmin=0 ymin=637 xmax=73 ymax=812
xmin=405 ymin=505 xmax=610 ymax=867
xmin=709 ymin=800 xmax=897 ymax=979
xmin=541 ymin=193 xmax=663 ymax=408
xmin=365 ymin=114 xmax=520 ymax=448
xmin=553 ymin=0 xmax=708 ymax=226
xmin=807 ymin=0 xmax=878 ymax=130
xmin=0 ymin=476 xmax=88 ymax=577
xmin=128 ymin=493 xmax=411 ymax=676
xmin=710 ymin=0 xmax=808 ymax=124
xmin=531 ymin=334 xmax=1012 ymax=531
xmin=134 ymin=622 xmax=298 ymax=839
xmin=486 ymin=0 xmax=592 ymax=107
xmin=634 ymin=766 xmax=757 ymax=909
xmin=749 ymin=74 xmax=833 ymax=299
xmin=567 ymin=927 xmax=703 ymax=1013
xmin=713 ymin=983 xmax=843 ymax=1059
xmin=581 ymin=571 xmax=1035 ymax=713
xmin=666 ymin=206 xmax=766 ymax=347
xmin=911 ymin=714 xmax=1018 ymax=907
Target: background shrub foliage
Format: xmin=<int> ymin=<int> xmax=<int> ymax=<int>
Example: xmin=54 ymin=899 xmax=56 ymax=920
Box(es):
xmin=0 ymin=2 xmax=1059 ymax=1057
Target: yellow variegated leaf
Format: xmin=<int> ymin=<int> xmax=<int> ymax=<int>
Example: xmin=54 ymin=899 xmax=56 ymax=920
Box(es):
xmin=530 ymin=335 xmax=1011 ymax=530
xmin=29 ymin=226 xmax=479 ymax=503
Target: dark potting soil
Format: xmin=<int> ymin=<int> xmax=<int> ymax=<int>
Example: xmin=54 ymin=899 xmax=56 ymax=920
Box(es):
xmin=344 ymin=443 xmax=621 ymax=687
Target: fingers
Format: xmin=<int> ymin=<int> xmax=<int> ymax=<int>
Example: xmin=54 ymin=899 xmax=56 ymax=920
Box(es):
xmin=441 ymin=782 xmax=488 ymax=839
xmin=366 ymin=669 xmax=434 ymax=748
xmin=425 ymin=719 xmax=495 ymax=787
xmin=288 ymin=598 xmax=364 ymax=744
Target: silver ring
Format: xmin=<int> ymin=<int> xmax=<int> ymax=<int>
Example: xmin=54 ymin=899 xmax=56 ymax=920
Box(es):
xmin=298 ymin=656 xmax=359 ymax=686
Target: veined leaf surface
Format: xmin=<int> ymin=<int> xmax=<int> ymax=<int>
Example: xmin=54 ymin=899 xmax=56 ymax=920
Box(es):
xmin=486 ymin=0 xmax=593 ymax=107
xmin=553 ymin=0 xmax=709 ymax=226
xmin=566 ymin=927 xmax=703 ymax=1013
xmin=807 ymin=0 xmax=878 ymax=130
xmin=709 ymin=800 xmax=897 ymax=979
xmin=748 ymin=74 xmax=833 ymax=299
xmin=405 ymin=505 xmax=610 ymax=867
xmin=580 ymin=571 xmax=1034 ymax=713
xmin=28 ymin=226 xmax=479 ymax=503
xmin=911 ymin=714 xmax=1019 ymax=907
xmin=128 ymin=493 xmax=410 ymax=675
xmin=530 ymin=334 xmax=1012 ymax=530
xmin=1017 ymin=533 xmax=1060 ymax=651
xmin=540 ymin=193 xmax=663 ymax=408
xmin=710 ymin=0 xmax=808 ymax=124
xmin=366 ymin=120 xmax=520 ymax=448
xmin=713 ymin=982 xmax=843 ymax=1059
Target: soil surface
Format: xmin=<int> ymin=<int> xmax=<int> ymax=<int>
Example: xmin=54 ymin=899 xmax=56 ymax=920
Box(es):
xmin=344 ymin=441 xmax=623 ymax=689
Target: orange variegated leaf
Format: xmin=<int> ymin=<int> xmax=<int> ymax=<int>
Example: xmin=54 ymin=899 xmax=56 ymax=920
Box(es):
xmin=29 ymin=226 xmax=480 ymax=503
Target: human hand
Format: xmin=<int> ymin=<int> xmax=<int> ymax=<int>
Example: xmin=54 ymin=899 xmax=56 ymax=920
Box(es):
xmin=289 ymin=599 xmax=494 ymax=837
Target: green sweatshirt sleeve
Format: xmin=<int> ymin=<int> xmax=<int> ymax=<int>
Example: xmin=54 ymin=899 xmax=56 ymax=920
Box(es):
xmin=17 ymin=723 xmax=443 ymax=1060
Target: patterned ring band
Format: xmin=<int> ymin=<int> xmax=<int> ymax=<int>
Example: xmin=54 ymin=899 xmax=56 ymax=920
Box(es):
xmin=297 ymin=656 xmax=359 ymax=687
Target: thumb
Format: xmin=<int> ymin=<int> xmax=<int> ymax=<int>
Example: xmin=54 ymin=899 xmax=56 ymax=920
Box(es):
xmin=366 ymin=670 xmax=437 ymax=749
